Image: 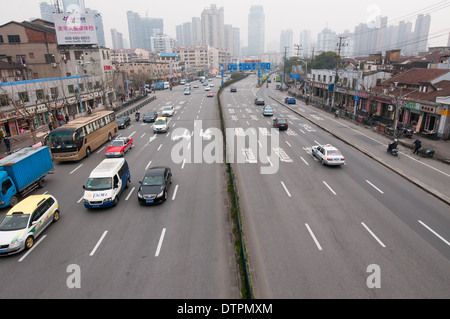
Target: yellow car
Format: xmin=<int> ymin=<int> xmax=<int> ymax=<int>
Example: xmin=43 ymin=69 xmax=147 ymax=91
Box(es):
xmin=0 ymin=195 xmax=60 ymax=256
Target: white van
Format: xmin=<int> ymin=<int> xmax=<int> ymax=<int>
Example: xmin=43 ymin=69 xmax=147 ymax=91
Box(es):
xmin=83 ymin=158 xmax=131 ymax=208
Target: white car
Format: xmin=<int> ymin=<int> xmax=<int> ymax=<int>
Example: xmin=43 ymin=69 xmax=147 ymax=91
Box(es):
xmin=209 ymin=83 xmax=215 ymax=87
xmin=0 ymin=195 xmax=60 ymax=255
xmin=205 ymin=86 xmax=211 ymax=91
xmin=312 ymin=144 xmax=346 ymax=166
xmin=162 ymin=106 xmax=175 ymax=117
xmin=184 ymin=89 xmax=190 ymax=95
xmin=153 ymin=117 xmax=169 ymax=133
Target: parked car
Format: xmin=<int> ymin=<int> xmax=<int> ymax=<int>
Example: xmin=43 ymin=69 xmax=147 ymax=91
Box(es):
xmin=105 ymin=137 xmax=133 ymax=157
xmin=117 ymin=116 xmax=131 ymax=129
xmin=262 ymin=106 xmax=274 ymax=116
xmin=255 ymin=98 xmax=265 ymax=105
xmin=143 ymin=111 xmax=158 ymax=123
xmin=137 ymin=166 xmax=172 ymax=205
xmin=162 ymin=106 xmax=175 ymax=117
xmin=153 ymin=117 xmax=169 ymax=134
xmin=273 ymin=118 xmax=289 ymax=131
xmin=285 ymin=97 xmax=296 ymax=104
xmin=312 ymin=144 xmax=346 ymax=166
xmin=0 ymin=194 xmax=60 ymax=255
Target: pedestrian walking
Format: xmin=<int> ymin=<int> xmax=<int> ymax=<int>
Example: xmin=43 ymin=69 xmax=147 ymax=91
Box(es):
xmin=4 ymin=136 xmax=11 ymax=153
xmin=413 ymin=139 xmax=422 ymax=154
xmin=65 ymin=114 xmax=69 ymax=123
xmin=48 ymin=122 xmax=53 ymax=131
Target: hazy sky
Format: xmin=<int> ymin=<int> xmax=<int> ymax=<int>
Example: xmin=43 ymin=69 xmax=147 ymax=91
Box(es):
xmin=1 ymin=0 xmax=449 ymax=51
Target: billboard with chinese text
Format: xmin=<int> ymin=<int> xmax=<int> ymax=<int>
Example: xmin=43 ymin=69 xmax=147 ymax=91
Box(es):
xmin=54 ymin=13 xmax=98 ymax=45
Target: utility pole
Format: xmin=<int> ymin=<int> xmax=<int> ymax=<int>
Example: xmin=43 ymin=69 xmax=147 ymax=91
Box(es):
xmin=282 ymin=46 xmax=288 ymax=91
xmin=332 ymin=36 xmax=346 ymax=108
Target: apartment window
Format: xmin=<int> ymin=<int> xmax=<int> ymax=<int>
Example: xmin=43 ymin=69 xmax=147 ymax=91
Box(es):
xmin=68 ymin=85 xmax=74 ymax=94
xmin=0 ymin=35 xmax=3 ymax=43
xmin=29 ymin=52 xmax=35 ymax=59
xmin=35 ymin=89 xmax=44 ymax=101
xmin=50 ymin=87 xmax=58 ymax=99
xmin=87 ymin=82 xmax=93 ymax=90
xmin=0 ymin=94 xmax=9 ymax=106
xmin=18 ymin=91 xmax=29 ymax=103
xmin=74 ymin=51 xmax=84 ymax=60
xmin=45 ymin=54 xmax=55 ymax=63
xmin=8 ymin=35 xmax=21 ymax=43
xmin=16 ymin=55 xmax=26 ymax=65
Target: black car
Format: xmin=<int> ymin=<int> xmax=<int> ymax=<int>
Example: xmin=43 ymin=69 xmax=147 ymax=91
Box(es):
xmin=116 ymin=116 xmax=131 ymax=129
xmin=273 ymin=118 xmax=289 ymax=131
xmin=143 ymin=111 xmax=158 ymax=123
xmin=230 ymin=86 xmax=237 ymax=92
xmin=137 ymin=166 xmax=172 ymax=205
xmin=255 ymin=98 xmax=265 ymax=105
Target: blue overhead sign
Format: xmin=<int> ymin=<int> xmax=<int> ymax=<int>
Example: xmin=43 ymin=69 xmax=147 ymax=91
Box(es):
xmin=226 ymin=63 xmax=271 ymax=71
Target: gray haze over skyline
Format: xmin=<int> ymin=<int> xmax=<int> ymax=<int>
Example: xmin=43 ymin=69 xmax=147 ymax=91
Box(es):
xmin=1 ymin=0 xmax=449 ymax=52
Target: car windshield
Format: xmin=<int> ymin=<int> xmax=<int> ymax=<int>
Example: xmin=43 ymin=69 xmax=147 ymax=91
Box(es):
xmin=0 ymin=214 xmax=29 ymax=231
xmin=85 ymin=177 xmax=112 ymax=191
xmin=164 ymin=107 xmax=172 ymax=111
xmin=117 ymin=118 xmax=126 ymax=123
xmin=110 ymin=140 xmax=125 ymax=147
xmin=142 ymin=175 xmax=164 ymax=186
xmin=145 ymin=112 xmax=156 ymax=117
xmin=155 ymin=120 xmax=166 ymax=125
xmin=278 ymin=119 xmax=287 ymax=123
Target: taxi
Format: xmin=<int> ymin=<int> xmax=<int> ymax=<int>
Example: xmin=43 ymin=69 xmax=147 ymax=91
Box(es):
xmin=312 ymin=144 xmax=346 ymax=166
xmin=0 ymin=195 xmax=60 ymax=255
xmin=105 ymin=137 xmax=133 ymax=157
xmin=153 ymin=117 xmax=169 ymax=134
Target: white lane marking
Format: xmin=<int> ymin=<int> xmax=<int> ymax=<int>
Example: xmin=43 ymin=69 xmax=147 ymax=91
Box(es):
xmin=157 ymin=144 xmax=162 ymax=151
xmin=18 ymin=235 xmax=46 ymax=262
xmin=70 ymin=164 xmax=83 ymax=175
xmin=285 ymin=141 xmax=292 ymax=147
xmin=323 ymin=181 xmax=336 ymax=195
xmin=366 ymin=180 xmax=384 ymax=194
xmin=155 ymin=228 xmax=166 ymax=257
xmin=172 ymin=185 xmax=179 ymax=200
xmin=90 ymin=231 xmax=108 ymax=256
xmin=140 ymin=133 xmax=146 ymax=139
xmin=181 ymin=159 xmax=186 ymax=169
xmin=96 ymin=146 xmax=105 ymax=154
xmin=305 ymin=224 xmax=323 ymax=251
xmin=78 ymin=196 xmax=83 ymax=203
xmin=281 ymin=181 xmax=292 ymax=197
xmin=128 ymin=131 xmax=136 ymax=138
xmin=361 ymin=222 xmax=386 ymax=248
xmin=146 ymin=161 xmax=152 ymax=170
xmin=418 ymin=220 xmax=450 ymax=246
xmin=125 ymin=187 xmax=135 ymax=200
xmin=300 ymin=157 xmax=309 ymax=166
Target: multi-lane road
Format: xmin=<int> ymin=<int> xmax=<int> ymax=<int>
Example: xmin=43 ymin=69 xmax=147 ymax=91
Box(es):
xmin=1 ymin=74 xmax=449 ymax=299
xmin=0 ymin=79 xmax=239 ymax=299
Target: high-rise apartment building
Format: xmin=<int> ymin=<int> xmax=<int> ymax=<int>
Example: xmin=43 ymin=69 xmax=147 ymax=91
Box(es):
xmin=232 ymin=27 xmax=241 ymax=57
xmin=248 ymin=6 xmax=265 ymax=56
xmin=300 ymin=30 xmax=312 ymax=58
xmin=201 ymin=4 xmax=225 ymax=49
xmin=39 ymin=2 xmax=57 ymax=22
xmin=413 ymin=14 xmax=431 ymax=54
xmin=280 ymin=29 xmax=293 ymax=57
xmin=127 ymin=11 xmax=163 ymax=50
xmin=111 ymin=29 xmax=124 ymax=49
xmin=317 ymin=27 xmax=338 ymax=53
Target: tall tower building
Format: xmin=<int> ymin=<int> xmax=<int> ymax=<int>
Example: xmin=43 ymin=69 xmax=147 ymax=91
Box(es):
xmin=248 ymin=6 xmax=265 ymax=56
xmin=232 ymin=27 xmax=241 ymax=57
xmin=127 ymin=11 xmax=163 ymax=49
xmin=300 ymin=30 xmax=312 ymax=58
xmin=192 ymin=17 xmax=202 ymax=46
xmin=111 ymin=29 xmax=124 ymax=49
xmin=201 ymin=4 xmax=225 ymax=49
xmin=413 ymin=14 xmax=431 ymax=54
xmin=39 ymin=2 xmax=57 ymax=22
xmin=280 ymin=29 xmax=293 ymax=57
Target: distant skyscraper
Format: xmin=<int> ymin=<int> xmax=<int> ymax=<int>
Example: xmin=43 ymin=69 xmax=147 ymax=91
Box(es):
xmin=127 ymin=11 xmax=163 ymax=50
xmin=317 ymin=27 xmax=338 ymax=53
xmin=224 ymin=24 xmax=233 ymax=55
xmin=413 ymin=14 xmax=431 ymax=54
xmin=192 ymin=17 xmax=202 ymax=46
xmin=300 ymin=30 xmax=312 ymax=58
xmin=280 ymin=29 xmax=293 ymax=57
xmin=201 ymin=4 xmax=225 ymax=49
xmin=62 ymin=0 xmax=84 ymax=12
xmin=248 ymin=6 xmax=265 ymax=56
xmin=111 ymin=29 xmax=124 ymax=49
xmin=232 ymin=27 xmax=240 ymax=57
xmin=39 ymin=2 xmax=57 ymax=22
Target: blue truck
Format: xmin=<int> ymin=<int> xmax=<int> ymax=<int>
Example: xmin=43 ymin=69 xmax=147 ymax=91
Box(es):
xmin=0 ymin=146 xmax=54 ymax=208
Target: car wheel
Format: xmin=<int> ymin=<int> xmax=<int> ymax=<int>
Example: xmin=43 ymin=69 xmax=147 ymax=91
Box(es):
xmin=86 ymin=147 xmax=91 ymax=158
xmin=25 ymin=236 xmax=34 ymax=250
xmin=321 ymin=159 xmax=326 ymax=166
xmin=53 ymin=210 xmax=60 ymax=223
xmin=163 ymin=190 xmax=168 ymax=202
xmin=113 ymin=197 xmax=118 ymax=207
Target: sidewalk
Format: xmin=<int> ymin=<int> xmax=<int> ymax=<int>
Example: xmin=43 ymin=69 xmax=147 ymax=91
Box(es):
xmin=268 ymin=89 xmax=450 ymax=206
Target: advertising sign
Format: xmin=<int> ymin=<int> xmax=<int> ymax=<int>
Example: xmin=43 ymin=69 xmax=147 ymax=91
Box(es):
xmin=54 ymin=13 xmax=98 ymax=45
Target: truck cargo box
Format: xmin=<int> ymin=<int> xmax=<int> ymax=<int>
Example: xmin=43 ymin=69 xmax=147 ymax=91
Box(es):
xmin=0 ymin=146 xmax=54 ymax=192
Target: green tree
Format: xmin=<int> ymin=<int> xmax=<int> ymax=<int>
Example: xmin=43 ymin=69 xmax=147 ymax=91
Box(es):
xmin=311 ymin=51 xmax=340 ymax=70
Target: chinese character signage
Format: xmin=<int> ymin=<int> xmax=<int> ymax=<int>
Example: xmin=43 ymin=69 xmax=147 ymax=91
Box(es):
xmin=54 ymin=13 xmax=98 ymax=45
